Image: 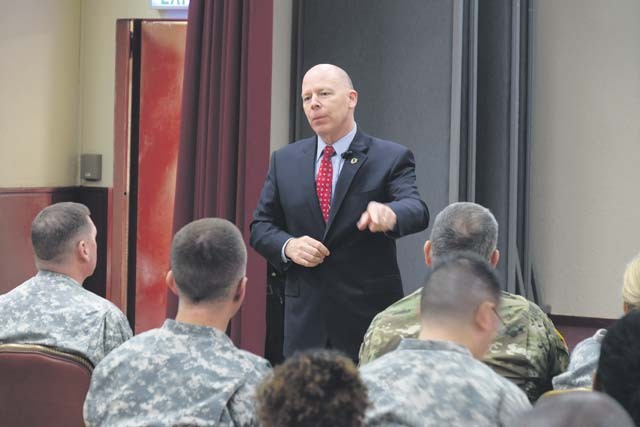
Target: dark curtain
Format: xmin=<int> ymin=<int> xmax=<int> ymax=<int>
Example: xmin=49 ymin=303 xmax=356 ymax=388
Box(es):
xmin=168 ymin=0 xmax=273 ymax=356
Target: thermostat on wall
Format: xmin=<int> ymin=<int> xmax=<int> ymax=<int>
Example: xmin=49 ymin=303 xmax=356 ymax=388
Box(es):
xmin=81 ymin=154 xmax=102 ymax=181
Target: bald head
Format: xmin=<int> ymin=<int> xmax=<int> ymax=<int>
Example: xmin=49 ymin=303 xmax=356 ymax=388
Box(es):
xmin=303 ymin=64 xmax=354 ymax=90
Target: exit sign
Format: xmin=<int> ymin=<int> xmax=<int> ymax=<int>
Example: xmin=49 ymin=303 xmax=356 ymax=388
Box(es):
xmin=150 ymin=0 xmax=189 ymax=9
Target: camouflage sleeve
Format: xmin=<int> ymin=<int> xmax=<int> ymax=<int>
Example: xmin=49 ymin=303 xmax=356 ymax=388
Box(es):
xmin=359 ymin=290 xmax=422 ymax=365
xmin=227 ymin=361 xmax=271 ymax=426
xmin=102 ymin=309 xmax=133 ymax=358
xmin=549 ymin=326 xmax=570 ymax=377
xmin=226 ymin=382 xmax=261 ymax=427
xmin=497 ymin=382 xmax=532 ymax=425
xmin=358 ymin=313 xmax=403 ymax=365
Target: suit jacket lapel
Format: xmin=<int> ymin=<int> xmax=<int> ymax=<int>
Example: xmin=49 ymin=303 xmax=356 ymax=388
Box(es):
xmin=298 ymin=137 xmax=325 ymax=231
xmin=324 ymin=133 xmax=369 ymax=239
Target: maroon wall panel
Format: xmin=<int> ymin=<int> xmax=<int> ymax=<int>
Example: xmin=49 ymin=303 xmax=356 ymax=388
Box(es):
xmin=0 ymin=190 xmax=59 ymax=294
xmin=134 ymin=21 xmax=187 ymax=334
xmin=0 ymin=188 xmax=108 ymax=298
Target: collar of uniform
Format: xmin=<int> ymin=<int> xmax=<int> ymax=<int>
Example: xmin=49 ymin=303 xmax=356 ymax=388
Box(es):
xmin=397 ymin=338 xmax=473 ymax=357
xmin=162 ymin=318 xmax=233 ymax=344
xmin=36 ymin=270 xmax=81 ymax=286
xmin=315 ymin=123 xmax=358 ymax=162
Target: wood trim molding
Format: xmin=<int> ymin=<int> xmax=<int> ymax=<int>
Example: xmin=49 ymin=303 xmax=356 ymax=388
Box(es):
xmin=549 ymin=314 xmax=616 ymax=329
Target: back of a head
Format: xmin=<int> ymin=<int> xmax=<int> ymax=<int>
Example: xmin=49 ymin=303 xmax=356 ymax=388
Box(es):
xmin=170 ymin=218 xmax=247 ymax=303
xmin=256 ymin=350 xmax=368 ymax=427
xmin=31 ymin=202 xmax=91 ymax=264
xmin=622 ymin=253 xmax=640 ymax=311
xmin=420 ymin=251 xmax=501 ymax=323
xmin=430 ymin=202 xmax=498 ymax=260
xmin=594 ymin=310 xmax=640 ymax=425
xmin=513 ymin=391 xmax=634 ymax=427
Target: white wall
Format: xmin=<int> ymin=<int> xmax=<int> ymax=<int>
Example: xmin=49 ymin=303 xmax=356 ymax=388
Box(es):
xmin=0 ymin=0 xmax=81 ymax=187
xmin=78 ymin=0 xmax=186 ymax=187
xmin=531 ymin=0 xmax=640 ymax=318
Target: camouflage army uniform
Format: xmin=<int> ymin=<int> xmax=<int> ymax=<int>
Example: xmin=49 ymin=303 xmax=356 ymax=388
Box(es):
xmin=361 ymin=338 xmax=531 ymax=426
xmin=0 ymin=270 xmax=132 ymax=365
xmin=553 ymin=328 xmax=606 ymax=390
xmin=83 ymin=319 xmax=272 ymax=427
xmin=359 ymin=289 xmax=569 ymax=401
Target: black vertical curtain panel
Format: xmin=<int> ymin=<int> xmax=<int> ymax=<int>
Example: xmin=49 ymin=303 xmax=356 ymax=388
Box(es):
xmin=168 ymin=0 xmax=273 ymax=355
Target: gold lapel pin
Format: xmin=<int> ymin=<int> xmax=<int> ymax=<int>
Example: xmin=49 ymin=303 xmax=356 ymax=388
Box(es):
xmin=350 ymin=158 xmax=358 ymax=164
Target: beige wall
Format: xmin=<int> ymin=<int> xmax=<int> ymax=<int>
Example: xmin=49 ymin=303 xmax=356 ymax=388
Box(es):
xmin=531 ymin=0 xmax=640 ymax=318
xmin=270 ymin=0 xmax=293 ymax=153
xmin=0 ymin=0 xmax=81 ymax=187
xmin=78 ymin=0 xmax=186 ymax=187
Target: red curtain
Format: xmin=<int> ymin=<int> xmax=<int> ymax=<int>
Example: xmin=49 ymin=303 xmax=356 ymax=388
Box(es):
xmin=168 ymin=0 xmax=273 ymax=356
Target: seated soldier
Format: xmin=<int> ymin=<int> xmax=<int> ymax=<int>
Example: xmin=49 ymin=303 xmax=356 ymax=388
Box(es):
xmin=0 ymin=202 xmax=131 ymax=365
xmin=83 ymin=218 xmax=271 ymax=426
xmin=361 ymin=252 xmax=531 ymax=426
xmin=553 ymin=252 xmax=640 ymax=389
xmin=256 ymin=350 xmax=368 ymax=427
xmin=359 ymin=202 xmax=569 ymax=401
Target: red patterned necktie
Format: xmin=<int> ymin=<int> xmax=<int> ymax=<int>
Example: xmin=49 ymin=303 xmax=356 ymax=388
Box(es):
xmin=316 ymin=145 xmax=335 ymax=223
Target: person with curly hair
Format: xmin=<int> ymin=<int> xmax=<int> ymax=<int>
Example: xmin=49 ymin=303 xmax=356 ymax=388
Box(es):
xmin=256 ymin=349 xmax=369 ymax=427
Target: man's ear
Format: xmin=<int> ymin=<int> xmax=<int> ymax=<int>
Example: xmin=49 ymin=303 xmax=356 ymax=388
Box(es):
xmin=77 ymin=239 xmax=90 ymax=263
xmin=424 ymin=240 xmax=433 ymax=266
xmin=490 ymin=249 xmax=500 ymax=268
xmin=233 ymin=277 xmax=247 ymax=305
xmin=166 ymin=271 xmax=179 ymax=297
xmin=348 ymin=89 xmax=358 ymax=108
xmin=475 ymin=301 xmax=495 ymax=333
xmin=228 ymin=277 xmax=247 ymax=318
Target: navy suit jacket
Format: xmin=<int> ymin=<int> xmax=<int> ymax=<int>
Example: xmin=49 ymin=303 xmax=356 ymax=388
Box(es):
xmin=250 ymin=130 xmax=429 ymax=359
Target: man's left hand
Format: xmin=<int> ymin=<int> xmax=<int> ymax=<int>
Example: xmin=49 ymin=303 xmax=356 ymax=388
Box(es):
xmin=357 ymin=202 xmax=397 ymax=233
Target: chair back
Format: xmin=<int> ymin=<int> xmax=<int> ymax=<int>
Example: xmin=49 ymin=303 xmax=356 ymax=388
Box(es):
xmin=0 ymin=343 xmax=94 ymax=427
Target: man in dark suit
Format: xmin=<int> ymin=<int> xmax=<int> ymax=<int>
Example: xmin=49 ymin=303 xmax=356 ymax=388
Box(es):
xmin=250 ymin=64 xmax=429 ymax=360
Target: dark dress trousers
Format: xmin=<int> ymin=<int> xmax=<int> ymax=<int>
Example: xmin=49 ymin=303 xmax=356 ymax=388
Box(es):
xmin=250 ymin=130 xmax=429 ymax=359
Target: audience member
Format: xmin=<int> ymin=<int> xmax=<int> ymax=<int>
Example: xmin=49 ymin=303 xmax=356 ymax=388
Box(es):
xmin=511 ymin=391 xmax=634 ymax=427
xmin=83 ymin=218 xmax=271 ymax=426
xmin=359 ymin=202 xmax=568 ymax=401
xmin=257 ymin=350 xmax=368 ymax=427
xmin=0 ymin=202 xmax=131 ymax=365
xmin=593 ymin=310 xmax=640 ymax=425
xmin=361 ymin=252 xmax=531 ymax=426
xmin=553 ymin=252 xmax=640 ymax=389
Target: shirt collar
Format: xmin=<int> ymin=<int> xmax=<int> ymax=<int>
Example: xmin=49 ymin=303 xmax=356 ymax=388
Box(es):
xmin=36 ymin=270 xmax=81 ymax=286
xmin=316 ymin=123 xmax=357 ymax=162
xmin=397 ymin=338 xmax=473 ymax=357
xmin=162 ymin=318 xmax=233 ymax=344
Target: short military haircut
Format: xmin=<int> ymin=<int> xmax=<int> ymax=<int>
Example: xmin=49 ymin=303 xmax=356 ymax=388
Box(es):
xmin=430 ymin=202 xmax=498 ymax=260
xmin=420 ymin=251 xmax=501 ymax=322
xmin=31 ymin=202 xmax=92 ymax=262
xmin=170 ymin=218 xmax=247 ymax=303
xmin=594 ymin=310 xmax=640 ymax=426
xmin=256 ymin=350 xmax=369 ymax=427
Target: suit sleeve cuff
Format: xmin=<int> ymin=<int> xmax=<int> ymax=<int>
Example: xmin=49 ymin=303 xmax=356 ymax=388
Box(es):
xmin=281 ymin=238 xmax=293 ymax=262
